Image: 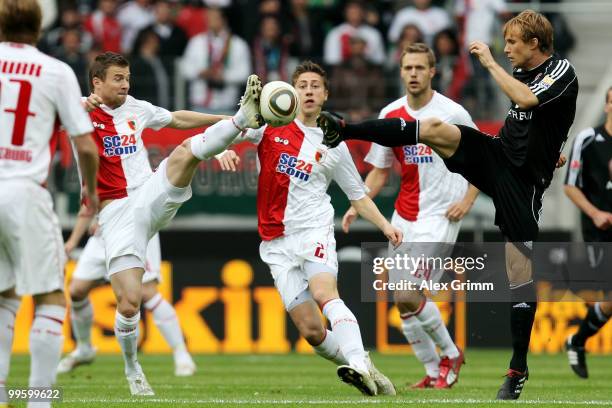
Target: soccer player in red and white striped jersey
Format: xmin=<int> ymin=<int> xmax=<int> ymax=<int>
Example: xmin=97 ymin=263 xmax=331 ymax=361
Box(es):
xmin=342 ymin=44 xmax=479 ymax=389
xmin=222 ymin=61 xmax=400 ymax=396
xmin=0 ymin=1 xmax=99 ymax=405
xmin=77 ymin=52 xmax=263 ymax=395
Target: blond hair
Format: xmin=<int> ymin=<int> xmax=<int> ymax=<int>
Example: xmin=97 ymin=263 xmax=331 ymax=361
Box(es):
xmin=400 ymin=43 xmax=436 ymax=68
xmin=503 ymin=9 xmax=554 ymax=54
xmin=0 ymin=0 xmax=42 ymax=44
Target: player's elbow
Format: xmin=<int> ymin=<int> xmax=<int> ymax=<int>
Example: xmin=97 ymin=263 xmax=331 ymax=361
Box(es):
xmin=75 ymin=133 xmax=98 ymax=159
xmin=563 ymin=184 xmax=578 ymax=198
xmin=516 ymin=93 xmax=539 ymax=110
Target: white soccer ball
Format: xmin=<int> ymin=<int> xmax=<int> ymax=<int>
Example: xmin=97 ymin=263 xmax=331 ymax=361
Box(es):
xmin=259 ymin=81 xmax=300 ymax=127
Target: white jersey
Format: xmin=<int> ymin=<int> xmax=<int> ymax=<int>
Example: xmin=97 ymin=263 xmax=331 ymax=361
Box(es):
xmin=85 ymin=95 xmax=172 ymax=200
xmin=238 ymin=119 xmax=367 ymax=240
xmin=365 ymin=92 xmax=476 ymax=221
xmin=0 ymin=42 xmax=93 ymax=184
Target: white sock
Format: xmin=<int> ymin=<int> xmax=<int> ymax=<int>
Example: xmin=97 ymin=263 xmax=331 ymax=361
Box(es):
xmin=0 ymin=298 xmax=20 ymax=404
xmin=313 ymin=329 xmax=348 ymax=366
xmin=400 ymin=314 xmax=440 ymax=378
xmin=114 ymin=311 xmax=141 ymax=377
xmin=29 ymin=305 xmax=65 ymax=389
xmin=190 ymin=118 xmax=241 ymax=160
xmin=415 ymin=301 xmax=459 ymax=358
xmin=71 ymin=298 xmax=93 ymax=351
xmin=144 ymin=294 xmax=188 ymax=358
xmin=322 ymin=299 xmax=367 ymax=372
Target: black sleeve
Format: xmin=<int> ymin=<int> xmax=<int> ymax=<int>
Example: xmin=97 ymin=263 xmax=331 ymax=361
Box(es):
xmin=564 ymin=127 xmax=594 ymax=187
xmin=530 ymin=59 xmax=577 ymax=107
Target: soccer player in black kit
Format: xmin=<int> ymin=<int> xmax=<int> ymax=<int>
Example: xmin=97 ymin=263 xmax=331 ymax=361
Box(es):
xmin=563 ymin=87 xmax=612 ymax=379
xmin=316 ymin=10 xmax=578 ymax=399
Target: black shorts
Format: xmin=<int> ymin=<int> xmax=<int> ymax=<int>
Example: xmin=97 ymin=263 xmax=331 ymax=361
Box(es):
xmin=444 ymin=125 xmax=545 ymax=243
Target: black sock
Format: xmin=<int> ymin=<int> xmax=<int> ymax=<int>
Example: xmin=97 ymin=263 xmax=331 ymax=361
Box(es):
xmin=343 ymin=118 xmax=418 ymax=147
xmin=571 ymin=303 xmax=610 ymax=347
xmin=509 ymin=282 xmax=537 ymax=373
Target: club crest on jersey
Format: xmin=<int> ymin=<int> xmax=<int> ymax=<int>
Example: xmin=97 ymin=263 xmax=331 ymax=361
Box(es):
xmin=127 ymin=119 xmax=137 ymax=131
xmin=102 ymin=134 xmax=137 ymax=157
xmin=402 ymin=144 xmax=433 ymax=164
xmin=315 ymin=148 xmax=327 ymax=163
xmin=276 ymin=152 xmax=313 ymax=181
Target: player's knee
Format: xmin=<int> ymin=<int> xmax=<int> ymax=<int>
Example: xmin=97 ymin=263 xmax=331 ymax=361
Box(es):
xmin=311 ymin=289 xmax=336 ymax=307
xmin=70 ymin=281 xmax=91 ymax=301
xmin=419 ymin=117 xmax=443 ymax=139
xmin=300 ymin=324 xmax=326 ymax=346
xmin=116 ymin=293 xmax=141 ymax=317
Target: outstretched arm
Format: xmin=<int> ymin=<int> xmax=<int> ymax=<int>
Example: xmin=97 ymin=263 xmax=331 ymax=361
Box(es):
xmin=167 ymin=111 xmax=229 ymax=130
xmin=351 ymin=196 xmax=403 ymax=246
xmin=469 ymin=41 xmax=539 ymax=110
xmin=65 ymin=205 xmax=95 ymax=256
xmin=343 ymin=167 xmax=390 ymax=232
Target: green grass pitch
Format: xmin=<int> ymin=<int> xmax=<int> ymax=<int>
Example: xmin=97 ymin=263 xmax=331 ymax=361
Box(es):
xmin=5 ymin=350 xmax=612 ymax=407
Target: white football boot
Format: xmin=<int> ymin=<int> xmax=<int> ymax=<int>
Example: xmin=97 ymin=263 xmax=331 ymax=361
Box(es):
xmin=237 ymin=74 xmax=264 ymax=129
xmin=127 ymin=372 xmax=155 ymax=396
xmin=365 ymin=352 xmax=396 ymax=395
xmin=337 ymin=364 xmax=377 ymax=396
xmin=56 ymin=347 xmax=97 ymax=374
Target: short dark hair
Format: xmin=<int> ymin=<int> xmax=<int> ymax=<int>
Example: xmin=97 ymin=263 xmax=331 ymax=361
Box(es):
xmin=291 ymin=60 xmax=329 ymax=90
xmin=89 ymin=52 xmax=129 ymax=90
xmin=503 ymin=9 xmax=554 ymax=54
xmin=0 ymin=0 xmax=42 ymax=44
xmin=400 ymin=43 xmax=436 ymax=68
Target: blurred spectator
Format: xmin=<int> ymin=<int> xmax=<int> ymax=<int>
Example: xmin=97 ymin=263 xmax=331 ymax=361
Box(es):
xmin=252 ymin=15 xmax=294 ymax=82
xmin=286 ymin=0 xmax=324 ymax=60
xmin=176 ymin=1 xmax=207 ymax=38
xmin=386 ymin=23 xmax=424 ymax=97
xmin=455 ymin=0 xmax=509 ymax=48
xmin=181 ymin=7 xmax=251 ymax=113
xmin=387 ymin=23 xmax=424 ymax=70
xmin=241 ymin=0 xmax=283 ymax=47
xmin=540 ymin=0 xmax=575 ymax=57
xmin=432 ymin=29 xmax=468 ymax=101
xmin=130 ymin=29 xmax=170 ymax=108
xmin=388 ymin=0 xmax=450 ymax=46
xmin=42 ymin=7 xmax=93 ymax=56
xmin=145 ymin=0 xmax=188 ymax=58
xmin=456 ymin=0 xmax=509 ymax=118
xmin=330 ymin=33 xmax=385 ymax=121
xmin=39 ymin=0 xmax=58 ymax=30
xmin=117 ymin=0 xmax=155 ymax=53
xmin=323 ymin=0 xmax=385 ymax=66
xmin=84 ymin=0 xmax=122 ymax=53
xmin=54 ymin=28 xmax=89 ymax=94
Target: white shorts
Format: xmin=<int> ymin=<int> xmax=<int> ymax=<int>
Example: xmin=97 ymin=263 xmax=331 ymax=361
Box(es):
xmin=73 ymin=233 xmax=162 ymax=283
xmin=259 ymin=225 xmax=338 ymax=311
xmin=0 ymin=180 xmax=65 ymax=296
xmin=389 ymin=211 xmax=461 ymax=286
xmin=98 ymin=159 xmax=191 ymax=275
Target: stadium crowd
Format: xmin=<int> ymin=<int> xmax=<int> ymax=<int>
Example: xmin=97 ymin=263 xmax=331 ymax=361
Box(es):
xmin=39 ymin=0 xmax=575 ymax=119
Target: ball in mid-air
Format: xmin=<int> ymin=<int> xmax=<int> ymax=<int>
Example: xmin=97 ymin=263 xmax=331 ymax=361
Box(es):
xmin=259 ymin=81 xmax=299 ymax=127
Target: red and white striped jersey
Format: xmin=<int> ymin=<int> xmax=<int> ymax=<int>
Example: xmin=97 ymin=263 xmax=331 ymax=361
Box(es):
xmin=365 ymin=92 xmax=476 ymax=221
xmin=239 ymin=120 xmax=367 ymax=241
xmin=85 ymin=95 xmax=171 ymax=200
xmin=0 ymin=42 xmax=93 ymax=184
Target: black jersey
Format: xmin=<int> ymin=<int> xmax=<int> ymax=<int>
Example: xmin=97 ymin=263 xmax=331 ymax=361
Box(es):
xmin=498 ymin=55 xmax=578 ymax=188
xmin=565 ymin=125 xmax=612 ymax=240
